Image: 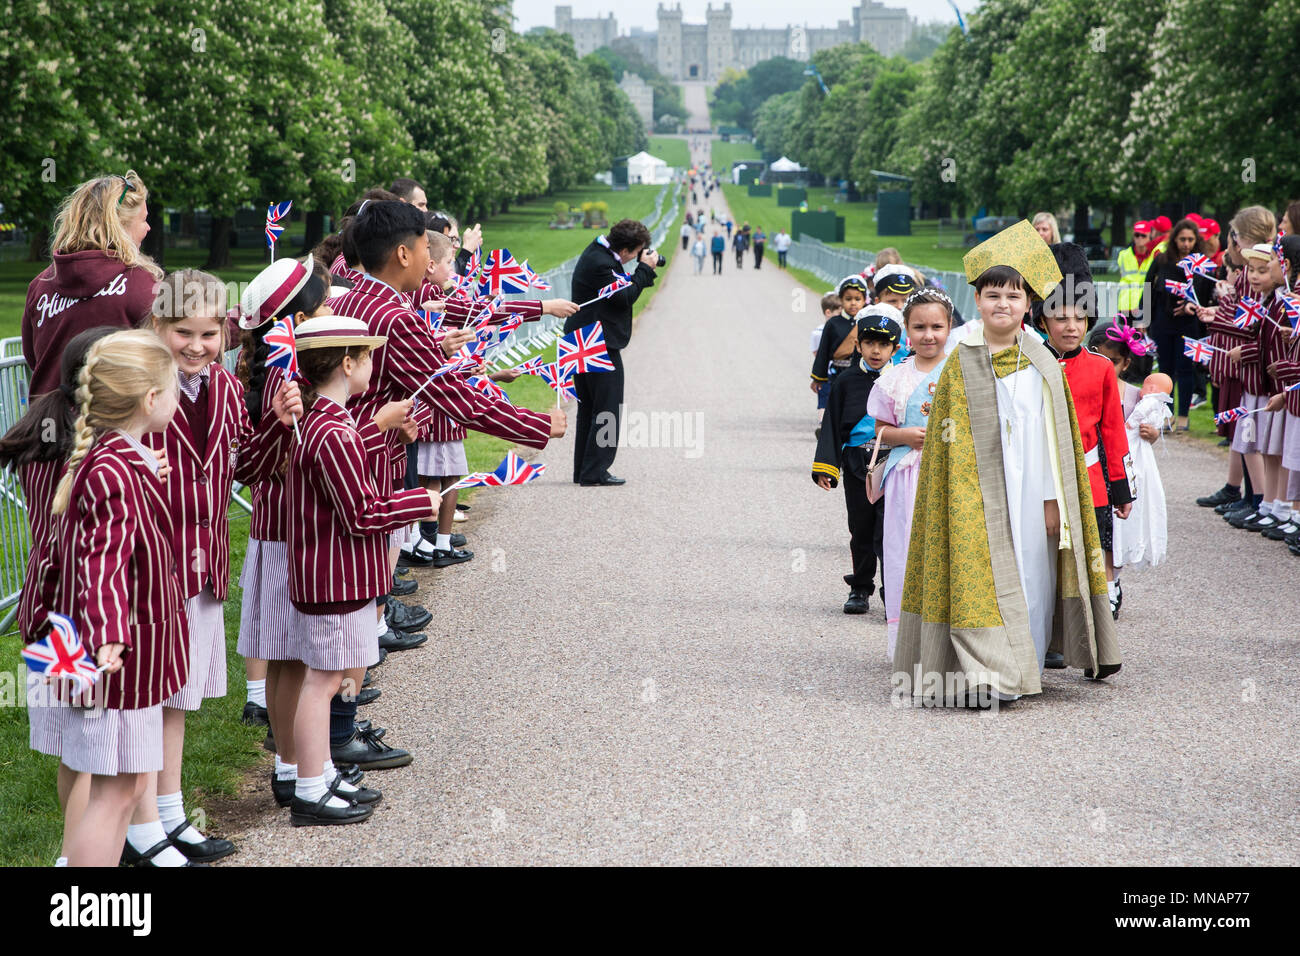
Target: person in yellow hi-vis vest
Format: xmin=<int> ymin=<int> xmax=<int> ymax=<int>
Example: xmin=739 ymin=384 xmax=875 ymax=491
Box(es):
xmin=1116 ymin=220 xmax=1155 ymax=313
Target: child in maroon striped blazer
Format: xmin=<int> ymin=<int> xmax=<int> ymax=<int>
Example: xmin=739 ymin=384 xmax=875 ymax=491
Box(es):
xmin=0 ymin=325 xmax=117 ymax=866
xmin=137 ymin=270 xmax=303 ymax=864
xmin=26 ymin=330 xmax=186 ymax=867
xmin=286 ymin=316 xmax=440 ymax=825
xmin=231 ymin=256 xmax=334 ymax=809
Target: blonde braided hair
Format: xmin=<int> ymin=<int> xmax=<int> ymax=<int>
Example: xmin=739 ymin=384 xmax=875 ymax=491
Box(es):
xmin=51 ymin=330 xmax=177 ymax=515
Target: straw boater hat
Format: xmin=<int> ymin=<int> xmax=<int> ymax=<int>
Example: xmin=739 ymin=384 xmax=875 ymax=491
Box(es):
xmin=293 ymin=315 xmax=386 ymax=351
xmin=237 ymin=255 xmax=314 ymax=330
xmin=962 ymin=219 xmax=1064 ymax=300
xmin=1240 ymin=242 xmax=1276 ymax=263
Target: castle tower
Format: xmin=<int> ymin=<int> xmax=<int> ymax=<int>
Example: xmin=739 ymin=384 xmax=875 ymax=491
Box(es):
xmin=705 ymin=2 xmax=732 ymax=83
xmin=657 ymin=3 xmax=683 ymax=81
xmin=555 ymin=5 xmax=572 ymax=35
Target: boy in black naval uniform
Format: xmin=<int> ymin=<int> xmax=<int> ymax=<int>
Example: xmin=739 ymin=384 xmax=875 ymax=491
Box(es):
xmin=812 ymin=308 xmax=904 ymax=614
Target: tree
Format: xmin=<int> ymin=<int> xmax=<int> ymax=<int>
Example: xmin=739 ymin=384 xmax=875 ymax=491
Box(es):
xmin=850 ymin=59 xmax=921 ymax=187
xmin=710 ymin=57 xmax=805 ymax=131
xmin=899 ymin=21 xmax=950 ymax=62
xmin=754 ymin=90 xmax=801 ymax=161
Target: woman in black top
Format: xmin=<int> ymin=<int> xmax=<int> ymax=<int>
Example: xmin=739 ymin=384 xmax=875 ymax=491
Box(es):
xmin=1140 ymin=217 xmax=1210 ymax=429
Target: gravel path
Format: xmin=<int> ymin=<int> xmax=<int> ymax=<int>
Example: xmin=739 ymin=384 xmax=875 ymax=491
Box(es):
xmin=227 ymin=137 xmax=1300 ymax=866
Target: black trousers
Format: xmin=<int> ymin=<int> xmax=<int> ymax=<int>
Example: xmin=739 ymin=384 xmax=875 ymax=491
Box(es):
xmin=841 ymin=448 xmax=883 ymax=594
xmin=1153 ymin=330 xmax=1197 ymax=417
xmin=712 ymin=251 xmax=723 ymax=273
xmin=734 ymin=248 xmax=744 ymax=267
xmin=753 ymin=244 xmax=764 ymax=268
xmin=573 ymin=347 xmax=625 ymax=483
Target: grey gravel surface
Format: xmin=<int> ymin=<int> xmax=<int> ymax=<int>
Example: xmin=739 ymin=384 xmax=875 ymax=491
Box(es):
xmin=227 ymin=138 xmax=1300 ymax=866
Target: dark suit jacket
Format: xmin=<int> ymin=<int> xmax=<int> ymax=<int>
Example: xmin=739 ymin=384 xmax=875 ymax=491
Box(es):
xmin=566 ymin=237 xmax=657 ymax=351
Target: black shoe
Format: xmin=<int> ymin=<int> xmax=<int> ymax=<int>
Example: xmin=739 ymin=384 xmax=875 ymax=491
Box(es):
xmin=355 ymin=686 xmax=381 ymax=706
xmin=431 ymin=547 xmax=474 ymax=567
xmin=289 ymin=790 xmax=373 ymax=827
xmin=362 ymin=669 xmax=375 ymax=688
xmin=262 ymin=729 xmax=276 ymax=753
xmin=384 ymin=599 xmax=432 ymax=632
xmin=1244 ymin=513 xmax=1279 ymax=532
xmin=396 ymin=549 xmax=434 ymax=568
xmin=378 ymin=626 xmax=427 ymax=652
xmin=456 ymin=502 xmax=470 ymax=512
xmin=330 ymin=727 xmax=413 ymax=771
xmin=390 ymin=575 xmax=418 ymax=597
xmin=166 ymin=822 xmax=237 ymax=863
xmin=241 ymin=701 xmax=269 ymax=726
xmin=374 ymin=647 xmax=389 ymax=666
xmin=579 ymin=474 xmax=626 ymax=486
xmin=1290 ymin=540 xmax=1300 ymax=556
xmin=331 ymin=773 xmax=382 ymax=805
xmin=1044 ymin=651 xmax=1066 ymax=669
xmin=842 ymin=590 xmax=869 ymax=614
xmin=1216 ymin=497 xmax=1250 ymax=515
xmin=450 ymin=532 xmax=467 ymax=548
xmin=1084 ymin=664 xmax=1122 ymax=680
xmin=1196 ymin=484 xmax=1240 ymax=507
xmin=1217 ymin=437 xmax=1231 ymax=447
xmin=271 ymin=771 xmax=295 ymax=808
xmin=121 ymin=837 xmax=207 ymax=867
xmin=1263 ymin=520 xmax=1298 ymax=541
xmin=339 ymin=764 xmax=364 ymax=786
xmin=1227 ymin=508 xmax=1259 ymax=528
xmin=353 ymin=719 xmax=385 ymax=740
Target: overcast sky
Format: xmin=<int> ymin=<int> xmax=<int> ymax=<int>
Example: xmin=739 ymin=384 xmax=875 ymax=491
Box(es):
xmin=511 ymin=1 xmax=979 ymax=33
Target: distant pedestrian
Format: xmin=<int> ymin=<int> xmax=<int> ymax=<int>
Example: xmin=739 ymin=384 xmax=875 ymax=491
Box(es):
xmin=774 ymin=228 xmax=792 ymax=268
xmin=752 ymin=227 xmax=766 ymax=269
xmin=732 ymin=229 xmax=748 ymax=268
xmin=725 ymin=219 xmax=733 ymax=239
xmin=710 ymin=229 xmax=725 ymax=274
xmin=680 ymin=221 xmax=693 ymax=251
xmin=691 ymin=235 xmax=706 ymax=274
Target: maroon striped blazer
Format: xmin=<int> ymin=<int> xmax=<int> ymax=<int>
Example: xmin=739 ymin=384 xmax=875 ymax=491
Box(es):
xmin=330 ymin=254 xmax=363 ymax=285
xmin=248 ymin=365 xmax=291 ymax=542
xmin=16 ymin=458 xmax=64 ymax=639
xmin=327 ymin=276 xmax=551 ymax=494
xmin=1228 ymin=290 xmax=1274 ymax=397
xmin=286 ymin=397 xmax=433 ymax=604
xmin=1239 ymin=291 xmax=1287 ymax=398
xmin=143 ymin=363 xmax=292 ymax=600
xmin=28 ymin=432 xmax=189 ymax=709
xmin=1272 ymin=313 xmax=1300 ymax=416
xmin=1207 ymin=271 xmax=1249 ymax=388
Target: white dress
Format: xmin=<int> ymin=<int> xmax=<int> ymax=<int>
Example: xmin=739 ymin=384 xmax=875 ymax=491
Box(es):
xmin=993 ymin=360 xmax=1058 ymax=671
xmin=1112 ymin=393 xmax=1170 ymax=569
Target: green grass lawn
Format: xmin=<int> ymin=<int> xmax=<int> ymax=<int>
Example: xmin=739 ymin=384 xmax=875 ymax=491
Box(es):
xmin=648 ymin=136 xmax=690 ymax=169
xmin=711 ymin=140 xmax=764 ymax=175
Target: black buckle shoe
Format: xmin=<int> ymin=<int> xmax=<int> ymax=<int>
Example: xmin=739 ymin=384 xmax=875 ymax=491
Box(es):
xmin=378 ymin=626 xmax=427 ymax=652
xmin=1195 ymin=485 xmax=1240 ymax=507
xmin=842 ymin=591 xmax=869 ymax=614
xmin=241 ymin=701 xmax=269 ymax=727
xmin=271 ymin=771 xmax=295 ymax=808
xmin=390 ymin=575 xmax=418 ymax=597
xmin=384 ymin=598 xmax=432 ymax=632
xmin=330 ymin=773 xmax=382 ymax=805
xmin=1044 ymin=651 xmax=1066 ymax=669
xmin=396 ymin=549 xmax=434 ymax=568
xmin=355 ymin=686 xmax=381 ymax=706
xmin=289 ymin=789 xmax=373 ymax=827
xmin=166 ymin=822 xmax=237 ymax=863
xmin=431 ymin=547 xmax=474 ymax=568
xmin=121 ymin=837 xmax=207 ymax=867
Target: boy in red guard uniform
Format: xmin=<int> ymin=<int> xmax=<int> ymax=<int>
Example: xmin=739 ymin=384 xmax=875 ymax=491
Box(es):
xmin=1035 ymin=244 xmax=1134 ymax=634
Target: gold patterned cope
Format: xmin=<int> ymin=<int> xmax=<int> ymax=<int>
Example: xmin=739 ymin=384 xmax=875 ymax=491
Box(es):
xmin=962 ymin=219 xmax=1063 ymax=299
xmin=990 ymin=343 xmax=1033 ymax=378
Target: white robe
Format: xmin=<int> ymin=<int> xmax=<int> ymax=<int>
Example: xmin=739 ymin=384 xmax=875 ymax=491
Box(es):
xmin=993 ymin=361 xmax=1059 ymax=672
xmin=1112 ymin=393 xmax=1171 ymax=569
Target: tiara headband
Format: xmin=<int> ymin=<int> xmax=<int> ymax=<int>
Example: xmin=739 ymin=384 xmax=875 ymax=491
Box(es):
xmin=904 ymin=288 xmax=952 ymax=312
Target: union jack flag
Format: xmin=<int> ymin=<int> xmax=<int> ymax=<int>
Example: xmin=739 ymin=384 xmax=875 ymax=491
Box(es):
xmin=512 ymin=356 xmax=547 ymax=375
xmin=1275 ymin=231 xmax=1285 ymax=263
xmin=467 ymin=295 xmax=504 ymax=329
xmin=1164 ymin=278 xmax=1195 ymax=302
xmin=1182 ymin=336 xmax=1215 ymax=364
xmin=465 ymin=248 xmax=482 ymax=282
xmin=1233 ymin=296 xmax=1266 ymax=329
xmin=1279 ymin=292 xmax=1300 ymax=331
xmin=264 ymin=317 xmax=298 ymax=376
xmin=417 ymin=309 xmax=444 ymax=330
xmin=525 ymin=262 xmax=552 ymax=291
xmin=1177 ymin=253 xmax=1211 ymax=277
xmin=466 ymin=374 xmax=510 ymax=403
xmin=265 ymin=200 xmax=292 ymax=250
xmin=539 ymin=362 xmax=578 ymax=401
xmin=22 ymin=613 xmax=101 ymax=692
xmin=477 ymin=249 xmax=531 ymax=296
xmin=1214 ymin=405 xmax=1249 ymax=426
xmin=449 ymin=451 xmax=546 ymax=491
xmin=596 ymin=272 xmax=633 ymax=301
xmin=557 ymin=321 xmax=615 ymax=375
xmin=429 ymin=355 xmax=479 ymax=382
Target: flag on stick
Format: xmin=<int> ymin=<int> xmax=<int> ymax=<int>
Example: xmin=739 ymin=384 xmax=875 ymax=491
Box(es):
xmin=557 ymin=321 xmax=615 ymax=375
xmin=265 ymin=201 xmax=292 ymax=259
xmin=22 ymin=613 xmax=103 ymax=693
xmin=446 ymin=451 xmax=545 ymax=491
xmin=574 ymin=271 xmax=633 ymax=309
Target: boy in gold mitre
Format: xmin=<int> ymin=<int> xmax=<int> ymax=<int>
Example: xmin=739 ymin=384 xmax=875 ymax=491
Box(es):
xmin=892 ymin=220 xmax=1120 ymax=707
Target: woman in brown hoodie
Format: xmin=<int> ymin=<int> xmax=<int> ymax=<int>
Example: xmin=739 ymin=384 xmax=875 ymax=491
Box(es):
xmin=21 ymin=171 xmax=163 ymax=395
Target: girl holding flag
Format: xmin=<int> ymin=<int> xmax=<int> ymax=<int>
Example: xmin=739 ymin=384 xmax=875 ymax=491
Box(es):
xmin=25 ymin=330 xmax=186 ymax=867
xmin=1140 ymin=217 xmax=1207 ymax=430
xmin=134 ymin=271 xmax=302 ymax=864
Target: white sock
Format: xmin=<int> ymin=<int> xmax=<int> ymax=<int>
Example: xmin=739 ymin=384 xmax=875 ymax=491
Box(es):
xmin=295 ymin=773 xmax=348 ymax=809
xmin=127 ymin=820 xmax=190 ymax=866
xmin=157 ymin=791 xmax=204 ymax=844
xmin=329 ymin=764 xmax=359 ymax=794
xmin=377 ymin=616 xmax=389 ymax=638
xmin=54 ymin=857 xmax=67 ymax=867
xmin=274 ymin=757 xmax=297 ymax=782
xmin=435 ymin=533 xmax=451 ymax=551
xmin=246 ymin=678 xmax=266 ymax=708
xmin=406 ymin=523 xmax=421 ymax=548
xmin=1272 ymin=500 xmax=1289 ymax=521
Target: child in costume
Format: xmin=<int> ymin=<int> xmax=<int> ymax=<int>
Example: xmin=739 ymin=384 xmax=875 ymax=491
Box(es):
xmin=894 ymin=220 xmax=1119 ymax=706
xmin=1111 ymin=372 xmax=1172 ymax=571
xmin=812 ymin=307 xmax=903 ymax=616
xmin=868 ymin=292 xmax=952 ymax=657
xmin=1034 ymin=243 xmax=1134 ymax=625
xmin=811 ymin=292 xmax=841 ymax=431
xmin=810 ymin=278 xmax=871 ymax=418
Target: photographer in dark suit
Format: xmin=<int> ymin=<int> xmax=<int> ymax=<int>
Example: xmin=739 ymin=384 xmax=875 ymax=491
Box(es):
xmin=567 ymin=218 xmax=661 ymax=486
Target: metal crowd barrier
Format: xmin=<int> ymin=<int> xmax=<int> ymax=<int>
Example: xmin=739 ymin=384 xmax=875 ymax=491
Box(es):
xmin=0 ymin=355 xmax=32 ymax=631
xmin=785 ymin=235 xmax=1124 ymax=325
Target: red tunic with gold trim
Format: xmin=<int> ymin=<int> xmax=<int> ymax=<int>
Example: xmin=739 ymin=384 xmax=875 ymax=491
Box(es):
xmin=1057 ymin=346 xmax=1134 ymax=507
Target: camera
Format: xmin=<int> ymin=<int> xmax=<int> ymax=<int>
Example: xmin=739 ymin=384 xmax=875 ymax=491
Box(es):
xmin=649 ymin=251 xmax=666 ymax=268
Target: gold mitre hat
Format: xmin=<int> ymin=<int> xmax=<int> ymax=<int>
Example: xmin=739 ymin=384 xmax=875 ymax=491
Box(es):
xmin=963 ymin=219 xmax=1063 ymax=299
